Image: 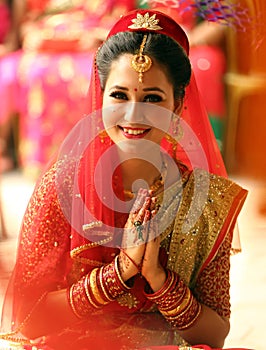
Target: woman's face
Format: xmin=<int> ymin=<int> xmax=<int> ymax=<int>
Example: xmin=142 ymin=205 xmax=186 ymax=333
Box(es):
xmin=102 ymin=53 xmax=181 ymax=153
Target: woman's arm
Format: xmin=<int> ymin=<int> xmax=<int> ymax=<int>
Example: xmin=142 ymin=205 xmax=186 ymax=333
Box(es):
xmin=19 ymin=257 xmax=132 ymax=339
xmin=143 ymin=232 xmax=232 ymax=348
xmin=17 ymin=288 xmax=78 ymax=339
xmin=181 ymin=232 xmax=232 ymax=347
xmin=9 ymin=164 xmax=73 ymax=338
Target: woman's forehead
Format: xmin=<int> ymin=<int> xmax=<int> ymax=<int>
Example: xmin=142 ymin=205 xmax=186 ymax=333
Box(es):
xmin=106 ymin=53 xmax=173 ymax=89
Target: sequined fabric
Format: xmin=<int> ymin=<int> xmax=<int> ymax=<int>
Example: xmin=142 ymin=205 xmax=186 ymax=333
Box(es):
xmin=0 ymin=161 xmax=247 ymax=348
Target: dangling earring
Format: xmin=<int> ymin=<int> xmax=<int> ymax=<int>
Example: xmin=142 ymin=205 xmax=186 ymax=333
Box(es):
xmin=99 ymin=130 xmax=109 ymax=144
xmin=171 ymin=113 xmax=184 ymax=141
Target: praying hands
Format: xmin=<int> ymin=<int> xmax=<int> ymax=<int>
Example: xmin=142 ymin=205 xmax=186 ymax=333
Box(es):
xmin=119 ymin=188 xmax=167 ymax=292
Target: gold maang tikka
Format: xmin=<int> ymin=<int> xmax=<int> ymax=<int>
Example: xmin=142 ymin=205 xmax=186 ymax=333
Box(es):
xmin=131 ymin=35 xmax=152 ymax=83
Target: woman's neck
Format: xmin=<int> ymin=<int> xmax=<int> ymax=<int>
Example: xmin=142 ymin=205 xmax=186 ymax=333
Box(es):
xmin=119 ymin=154 xmax=164 ymax=194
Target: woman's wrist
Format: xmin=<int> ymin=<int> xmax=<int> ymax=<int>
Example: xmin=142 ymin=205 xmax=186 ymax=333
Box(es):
xmin=144 ymin=269 xmax=201 ymax=330
xmin=68 ymin=257 xmax=131 ymax=318
xmin=144 ymin=266 xmax=167 ymax=292
xmin=118 ymin=250 xmax=141 ymax=281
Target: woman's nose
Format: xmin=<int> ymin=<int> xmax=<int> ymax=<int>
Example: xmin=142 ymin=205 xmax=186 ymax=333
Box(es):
xmin=123 ymin=102 xmax=145 ymax=123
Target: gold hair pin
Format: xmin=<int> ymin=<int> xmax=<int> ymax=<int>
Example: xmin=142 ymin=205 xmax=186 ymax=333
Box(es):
xmin=131 ymin=35 xmax=152 ymax=83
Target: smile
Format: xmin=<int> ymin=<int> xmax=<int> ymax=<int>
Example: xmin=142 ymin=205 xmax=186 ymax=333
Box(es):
xmin=118 ymin=126 xmax=150 ymax=139
xmin=123 ymin=127 xmax=147 ymax=135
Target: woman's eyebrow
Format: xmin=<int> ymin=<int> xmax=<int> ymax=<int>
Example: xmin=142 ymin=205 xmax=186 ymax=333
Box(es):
xmin=109 ymin=85 xmax=128 ymax=91
xmin=142 ymin=87 xmax=166 ymax=94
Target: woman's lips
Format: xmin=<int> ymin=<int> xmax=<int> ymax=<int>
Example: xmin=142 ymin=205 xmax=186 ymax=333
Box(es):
xmin=119 ymin=126 xmax=150 ymax=139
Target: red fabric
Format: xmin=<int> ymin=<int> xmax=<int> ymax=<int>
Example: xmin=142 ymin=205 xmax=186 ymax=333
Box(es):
xmin=139 ymin=346 xmax=252 ymax=350
xmin=0 ymin=8 xmax=246 ymax=349
xmin=0 ymin=3 xmax=10 ymax=43
xmin=107 ymin=9 xmax=190 ymax=55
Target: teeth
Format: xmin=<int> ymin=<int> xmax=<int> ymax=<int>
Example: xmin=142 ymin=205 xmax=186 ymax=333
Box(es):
xmin=123 ymin=128 xmax=146 ymax=135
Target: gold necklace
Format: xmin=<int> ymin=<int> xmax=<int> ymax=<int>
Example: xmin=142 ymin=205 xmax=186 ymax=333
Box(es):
xmin=123 ymin=160 xmax=167 ymax=199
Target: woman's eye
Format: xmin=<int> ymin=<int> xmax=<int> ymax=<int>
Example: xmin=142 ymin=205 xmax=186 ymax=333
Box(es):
xmin=109 ymin=91 xmax=128 ymax=100
xmin=144 ymin=94 xmax=163 ymax=103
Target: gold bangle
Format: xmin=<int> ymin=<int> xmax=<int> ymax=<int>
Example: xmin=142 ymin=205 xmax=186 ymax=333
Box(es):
xmin=177 ymin=303 xmax=202 ymax=330
xmin=167 ymin=292 xmax=194 ymax=321
xmin=84 ymin=274 xmax=101 ymax=309
xmin=145 ymin=270 xmax=176 ymax=301
xmin=161 ymin=287 xmax=191 ymax=316
xmin=89 ymin=268 xmax=109 ymax=305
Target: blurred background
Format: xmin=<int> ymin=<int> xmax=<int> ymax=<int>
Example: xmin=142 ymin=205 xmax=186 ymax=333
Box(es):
xmin=0 ymin=0 xmax=266 ymax=349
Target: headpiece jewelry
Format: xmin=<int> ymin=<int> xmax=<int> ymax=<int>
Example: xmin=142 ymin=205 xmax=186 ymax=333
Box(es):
xmin=131 ymin=34 xmax=152 ymax=83
xmin=128 ymin=12 xmax=163 ymax=31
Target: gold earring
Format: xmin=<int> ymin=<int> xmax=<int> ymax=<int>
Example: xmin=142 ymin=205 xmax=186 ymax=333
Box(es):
xmin=171 ymin=113 xmax=184 ymax=141
xmin=99 ymin=130 xmax=109 ymax=144
xmin=131 ymin=35 xmax=152 ymax=83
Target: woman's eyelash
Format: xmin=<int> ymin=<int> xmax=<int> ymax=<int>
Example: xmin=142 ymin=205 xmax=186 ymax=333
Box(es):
xmin=144 ymin=94 xmax=163 ymax=102
xmin=109 ymin=91 xmax=127 ymax=99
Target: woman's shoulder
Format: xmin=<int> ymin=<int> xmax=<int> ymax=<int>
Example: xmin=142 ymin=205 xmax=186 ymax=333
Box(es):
xmin=182 ymin=167 xmax=248 ymax=200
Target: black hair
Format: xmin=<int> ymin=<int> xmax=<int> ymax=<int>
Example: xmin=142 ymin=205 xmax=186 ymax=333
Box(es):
xmin=96 ymin=31 xmax=191 ymax=100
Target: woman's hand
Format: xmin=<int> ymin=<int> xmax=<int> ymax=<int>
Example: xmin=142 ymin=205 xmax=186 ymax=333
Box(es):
xmin=119 ymin=189 xmax=166 ymax=290
xmin=119 ymin=189 xmax=151 ymax=281
xmin=141 ymin=207 xmax=166 ymax=292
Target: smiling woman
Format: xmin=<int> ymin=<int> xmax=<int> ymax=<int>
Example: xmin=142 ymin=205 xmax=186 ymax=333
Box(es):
xmin=0 ymin=9 xmax=248 ymax=350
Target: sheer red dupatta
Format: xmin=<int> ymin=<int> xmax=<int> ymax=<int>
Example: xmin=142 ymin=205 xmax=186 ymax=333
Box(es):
xmin=67 ymin=9 xmax=229 ymax=256
xmin=0 ymin=8 xmax=240 ymax=341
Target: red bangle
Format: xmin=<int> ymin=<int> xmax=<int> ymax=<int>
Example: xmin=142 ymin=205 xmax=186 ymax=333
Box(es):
xmin=68 ymin=276 xmax=92 ymax=318
xmin=101 ymin=256 xmax=131 ymax=299
xmin=144 ymin=269 xmax=177 ymax=301
xmin=144 ymin=269 xmax=202 ymax=330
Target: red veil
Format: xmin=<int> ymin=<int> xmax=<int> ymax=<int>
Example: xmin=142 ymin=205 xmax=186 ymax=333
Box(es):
xmin=60 ymin=9 xmax=230 ymax=252
xmin=1 ymin=9 xmax=244 ymax=348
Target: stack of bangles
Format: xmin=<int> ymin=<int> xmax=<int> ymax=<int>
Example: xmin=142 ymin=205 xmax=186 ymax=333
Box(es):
xmin=144 ymin=269 xmax=202 ymax=330
xmin=67 ymin=255 xmax=130 ymax=318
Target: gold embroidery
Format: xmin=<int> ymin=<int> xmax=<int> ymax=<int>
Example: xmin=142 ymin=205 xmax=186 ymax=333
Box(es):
xmin=82 ymin=221 xmax=102 ymax=231
xmin=193 ymin=233 xmax=232 ymax=318
xmin=70 ymin=235 xmax=113 ymax=266
xmin=167 ymin=169 xmax=245 ymax=287
xmin=117 ymin=292 xmax=139 ymax=309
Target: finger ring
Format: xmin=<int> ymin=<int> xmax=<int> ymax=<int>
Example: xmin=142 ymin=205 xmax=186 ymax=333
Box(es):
xmin=134 ymin=221 xmax=142 ymax=227
xmin=134 ymin=221 xmax=144 ymax=241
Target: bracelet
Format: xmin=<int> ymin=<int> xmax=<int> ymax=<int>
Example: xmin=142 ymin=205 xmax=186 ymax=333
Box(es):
xmin=145 ymin=270 xmax=187 ymax=312
xmin=98 ymin=265 xmax=114 ymax=302
xmin=84 ymin=273 xmax=102 ymax=309
xmin=144 ymin=269 xmax=202 ymax=330
xmin=114 ymin=255 xmax=131 ymax=290
xmin=144 ymin=269 xmax=177 ymax=301
xmin=68 ymin=258 xmax=132 ymax=318
xmin=68 ymin=267 xmax=112 ymax=318
xmin=161 ymin=287 xmax=191 ymax=316
xmin=167 ymin=297 xmax=202 ymax=330
xmin=89 ymin=268 xmax=109 ymax=306
xmin=68 ymin=276 xmax=92 ymax=318
xmin=101 ymin=256 xmax=131 ymax=299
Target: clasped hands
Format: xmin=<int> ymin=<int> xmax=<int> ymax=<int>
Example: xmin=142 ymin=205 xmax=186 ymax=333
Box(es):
xmin=119 ymin=188 xmax=166 ymax=292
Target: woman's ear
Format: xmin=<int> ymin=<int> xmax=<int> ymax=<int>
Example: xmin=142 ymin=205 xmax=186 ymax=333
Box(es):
xmin=174 ymin=99 xmax=184 ymax=115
